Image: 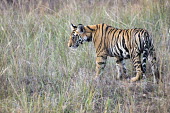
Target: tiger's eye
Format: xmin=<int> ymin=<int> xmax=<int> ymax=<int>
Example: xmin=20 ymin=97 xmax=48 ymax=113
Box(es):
xmin=72 ymin=35 xmax=75 ymax=39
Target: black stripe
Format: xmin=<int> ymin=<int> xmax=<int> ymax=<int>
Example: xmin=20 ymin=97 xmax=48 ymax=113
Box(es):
xmin=114 ymin=30 xmax=122 ymax=45
xmin=96 ymin=41 xmax=102 ymax=53
xmin=111 ymin=29 xmax=119 ymax=56
xmin=96 ymin=24 xmax=104 ymax=53
xmin=116 ymin=43 xmax=123 ymax=57
xmin=134 ymin=30 xmax=139 ymax=36
xmin=96 ymin=25 xmax=98 ymax=29
xmin=137 ymin=65 xmax=142 ymax=68
xmin=126 ymin=29 xmax=130 ymax=42
xmin=142 ymin=67 xmax=146 ymax=73
xmin=107 ymin=29 xmax=114 ymax=55
xmin=101 ymin=23 xmax=104 ymax=37
xmin=153 ymin=57 xmax=156 ymax=61
xmin=97 ymin=24 xmax=105 ymax=53
xmin=114 ymin=46 xmax=120 ymax=56
xmin=93 ymin=31 xmax=97 ymax=39
xmin=134 ymin=63 xmax=141 ymax=68
xmin=140 ymin=29 xmax=143 ymax=33
xmin=94 ymin=25 xmax=100 ymax=43
xmin=144 ymin=32 xmax=149 ymax=40
xmin=108 ymin=29 xmax=114 ymax=35
xmin=118 ymin=30 xmax=122 ymax=37
xmin=104 ymin=25 xmax=108 ymax=45
xmin=111 ymin=29 xmax=118 ymax=43
xmin=138 ymin=33 xmax=142 ymax=51
xmin=122 ymin=33 xmax=129 ymax=53
xmin=141 ymin=29 xmax=145 ymax=34
xmin=143 ymin=51 xmax=148 ymax=57
xmin=87 ymin=26 xmax=94 ymax=31
xmin=149 ymin=38 xmax=152 ymax=47
xmin=104 ymin=25 xmax=111 ymax=50
xmin=122 ymin=31 xmax=126 ymax=48
xmin=106 ymin=26 xmax=111 ymax=33
xmin=143 ymin=58 xmax=146 ymax=63
xmin=134 ymin=33 xmax=139 ymax=48
xmin=116 ymin=30 xmax=123 ymax=57
xmin=111 ymin=29 xmax=119 ymax=55
xmin=134 ymin=61 xmax=141 ymax=65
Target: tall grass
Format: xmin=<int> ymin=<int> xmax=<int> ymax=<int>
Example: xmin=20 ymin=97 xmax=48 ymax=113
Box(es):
xmin=0 ymin=0 xmax=170 ymax=112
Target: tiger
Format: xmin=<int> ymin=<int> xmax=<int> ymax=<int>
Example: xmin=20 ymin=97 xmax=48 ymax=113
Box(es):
xmin=68 ymin=23 xmax=160 ymax=83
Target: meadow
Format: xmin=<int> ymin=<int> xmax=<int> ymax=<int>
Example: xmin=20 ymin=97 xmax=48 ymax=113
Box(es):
xmin=0 ymin=0 xmax=170 ymax=112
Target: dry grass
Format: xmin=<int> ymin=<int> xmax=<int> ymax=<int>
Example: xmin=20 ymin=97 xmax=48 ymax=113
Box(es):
xmin=0 ymin=0 xmax=170 ymax=113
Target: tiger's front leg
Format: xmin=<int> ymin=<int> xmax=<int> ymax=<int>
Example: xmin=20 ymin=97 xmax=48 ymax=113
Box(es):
xmin=116 ymin=58 xmax=127 ymax=80
xmin=94 ymin=56 xmax=107 ymax=80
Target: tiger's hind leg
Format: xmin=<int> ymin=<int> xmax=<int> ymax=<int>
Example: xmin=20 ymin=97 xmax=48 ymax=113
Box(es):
xmin=148 ymin=46 xmax=160 ymax=83
xmin=116 ymin=58 xmax=127 ymax=80
xmin=131 ymin=53 xmax=143 ymax=82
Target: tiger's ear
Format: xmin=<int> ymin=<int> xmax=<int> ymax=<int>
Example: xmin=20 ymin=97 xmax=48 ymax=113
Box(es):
xmin=77 ymin=24 xmax=85 ymax=34
xmin=71 ymin=23 xmax=77 ymax=31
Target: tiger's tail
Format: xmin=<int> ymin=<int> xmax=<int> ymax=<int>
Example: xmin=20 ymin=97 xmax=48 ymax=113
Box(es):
xmin=142 ymin=32 xmax=160 ymax=83
xmin=142 ymin=32 xmax=150 ymax=73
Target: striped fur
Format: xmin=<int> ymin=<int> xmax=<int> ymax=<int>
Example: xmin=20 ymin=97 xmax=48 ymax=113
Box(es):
xmin=68 ymin=23 xmax=160 ymax=82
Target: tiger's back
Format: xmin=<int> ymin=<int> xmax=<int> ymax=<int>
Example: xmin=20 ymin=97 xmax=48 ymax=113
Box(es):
xmin=94 ymin=24 xmax=150 ymax=58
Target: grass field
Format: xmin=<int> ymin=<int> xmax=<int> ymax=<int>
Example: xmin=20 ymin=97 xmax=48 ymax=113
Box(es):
xmin=0 ymin=0 xmax=170 ymax=112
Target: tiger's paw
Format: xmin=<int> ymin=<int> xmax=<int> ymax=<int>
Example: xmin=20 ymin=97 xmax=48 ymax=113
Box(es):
xmin=116 ymin=75 xmax=122 ymax=80
xmin=130 ymin=77 xmax=139 ymax=82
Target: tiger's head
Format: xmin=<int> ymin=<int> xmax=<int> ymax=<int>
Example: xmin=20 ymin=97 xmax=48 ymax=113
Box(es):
xmin=68 ymin=23 xmax=92 ymax=48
